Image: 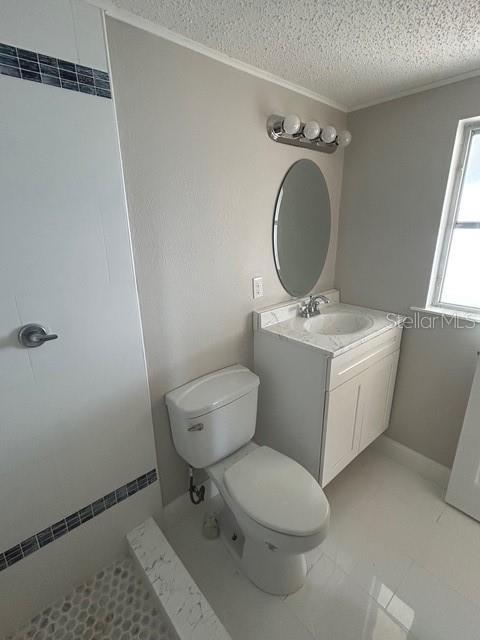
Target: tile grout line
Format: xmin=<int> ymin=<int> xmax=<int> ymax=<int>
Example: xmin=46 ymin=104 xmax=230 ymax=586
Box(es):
xmin=383 ymin=556 xmax=415 ymax=612
xmin=299 ymin=546 xmax=417 ymax=637
xmin=5 ymin=556 xmax=174 ymax=640
xmin=0 ymin=468 xmax=158 ymax=573
xmin=280 ymin=582 xmax=318 ymax=640
xmin=410 ymin=555 xmax=480 ymax=614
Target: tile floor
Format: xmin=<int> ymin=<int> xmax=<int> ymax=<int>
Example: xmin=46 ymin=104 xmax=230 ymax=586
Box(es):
xmin=4 ymin=558 xmax=176 ymax=640
xmin=164 ymin=446 xmax=480 ymax=640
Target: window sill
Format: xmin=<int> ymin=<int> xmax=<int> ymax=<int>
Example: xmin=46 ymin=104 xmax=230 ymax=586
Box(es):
xmin=410 ymin=305 xmax=480 ymax=324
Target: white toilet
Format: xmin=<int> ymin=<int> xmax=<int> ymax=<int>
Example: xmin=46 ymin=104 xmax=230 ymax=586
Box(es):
xmin=166 ymin=364 xmax=330 ymax=595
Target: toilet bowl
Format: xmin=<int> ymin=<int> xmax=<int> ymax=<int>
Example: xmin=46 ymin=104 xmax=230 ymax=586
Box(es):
xmin=207 ymin=441 xmax=329 ymax=594
xmin=166 ymin=364 xmax=330 ymax=595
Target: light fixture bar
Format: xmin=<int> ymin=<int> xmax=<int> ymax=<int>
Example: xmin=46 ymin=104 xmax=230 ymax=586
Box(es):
xmin=266 ymin=114 xmax=351 ymax=154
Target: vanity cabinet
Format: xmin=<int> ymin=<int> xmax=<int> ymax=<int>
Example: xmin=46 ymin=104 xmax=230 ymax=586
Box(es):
xmin=254 ymin=324 xmax=402 ymax=487
xmin=322 ymin=348 xmax=399 ymax=485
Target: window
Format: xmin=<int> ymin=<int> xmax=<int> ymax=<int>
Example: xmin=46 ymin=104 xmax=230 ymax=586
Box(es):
xmin=428 ymin=119 xmax=480 ymax=315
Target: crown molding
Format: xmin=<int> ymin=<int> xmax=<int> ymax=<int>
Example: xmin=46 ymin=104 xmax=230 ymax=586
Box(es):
xmin=349 ymin=67 xmax=480 ymax=112
xmin=86 ymin=0 xmax=348 ymax=113
xmin=88 ymin=0 xmax=480 ymax=116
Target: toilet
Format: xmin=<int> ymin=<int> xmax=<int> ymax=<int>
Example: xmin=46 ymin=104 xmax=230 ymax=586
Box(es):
xmin=165 ymin=364 xmax=330 ymax=595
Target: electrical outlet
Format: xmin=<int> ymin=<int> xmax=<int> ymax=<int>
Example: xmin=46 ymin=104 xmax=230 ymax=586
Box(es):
xmin=252 ymin=276 xmax=264 ymax=299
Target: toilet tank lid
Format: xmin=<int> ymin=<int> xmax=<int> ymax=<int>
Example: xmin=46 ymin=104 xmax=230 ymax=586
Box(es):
xmin=165 ymin=365 xmax=260 ymax=419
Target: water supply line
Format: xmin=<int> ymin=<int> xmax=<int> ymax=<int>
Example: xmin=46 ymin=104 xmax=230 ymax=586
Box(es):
xmin=189 ymin=466 xmax=205 ymax=505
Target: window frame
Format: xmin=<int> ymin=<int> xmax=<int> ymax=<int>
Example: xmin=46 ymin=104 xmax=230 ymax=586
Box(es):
xmin=427 ymin=117 xmax=480 ymax=317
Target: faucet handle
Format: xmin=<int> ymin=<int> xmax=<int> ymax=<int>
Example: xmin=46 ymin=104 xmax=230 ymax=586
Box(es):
xmin=299 ymin=298 xmax=311 ymax=317
xmin=299 ymin=294 xmax=329 ymax=318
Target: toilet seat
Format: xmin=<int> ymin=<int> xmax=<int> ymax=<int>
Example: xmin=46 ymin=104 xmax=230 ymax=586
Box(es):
xmin=223 ymin=446 xmax=329 ymax=537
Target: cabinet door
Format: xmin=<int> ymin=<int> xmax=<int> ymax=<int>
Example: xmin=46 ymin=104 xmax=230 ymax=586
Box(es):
xmin=358 ymin=350 xmax=400 ymax=453
xmin=321 ymin=375 xmax=362 ymax=486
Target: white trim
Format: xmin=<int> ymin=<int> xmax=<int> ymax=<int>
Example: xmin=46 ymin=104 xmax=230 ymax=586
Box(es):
xmin=373 ymin=434 xmax=450 ymax=490
xmin=349 ymin=68 xmax=480 ymax=112
xmin=85 ymin=0 xmax=347 ymax=112
xmin=425 ymin=117 xmax=480 ymax=316
xmin=430 ymin=121 xmax=472 ymax=307
xmin=425 ymin=122 xmax=462 ymax=308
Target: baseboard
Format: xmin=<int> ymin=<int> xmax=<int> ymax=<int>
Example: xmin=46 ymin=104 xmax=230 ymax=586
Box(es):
xmin=373 ymin=435 xmax=451 ymax=489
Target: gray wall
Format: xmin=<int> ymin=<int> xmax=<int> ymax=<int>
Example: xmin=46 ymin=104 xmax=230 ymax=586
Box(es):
xmin=106 ymin=18 xmax=346 ymax=504
xmin=337 ymin=77 xmax=480 ymax=468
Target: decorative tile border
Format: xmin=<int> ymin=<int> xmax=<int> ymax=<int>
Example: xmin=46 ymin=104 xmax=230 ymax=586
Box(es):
xmin=0 ymin=42 xmax=111 ymax=98
xmin=0 ymin=469 xmax=158 ymax=573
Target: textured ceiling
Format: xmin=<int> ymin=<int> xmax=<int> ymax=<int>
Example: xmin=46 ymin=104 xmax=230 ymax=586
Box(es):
xmin=110 ymin=0 xmax=480 ymax=110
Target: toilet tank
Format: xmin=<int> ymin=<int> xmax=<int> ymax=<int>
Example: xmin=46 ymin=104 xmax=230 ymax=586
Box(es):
xmin=165 ymin=365 xmax=260 ymax=469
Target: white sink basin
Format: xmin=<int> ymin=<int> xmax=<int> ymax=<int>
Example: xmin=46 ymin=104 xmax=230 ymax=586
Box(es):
xmin=305 ymin=312 xmax=374 ymax=336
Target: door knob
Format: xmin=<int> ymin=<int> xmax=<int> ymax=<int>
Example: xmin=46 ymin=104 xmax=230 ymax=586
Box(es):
xmin=18 ymin=324 xmax=58 ymax=348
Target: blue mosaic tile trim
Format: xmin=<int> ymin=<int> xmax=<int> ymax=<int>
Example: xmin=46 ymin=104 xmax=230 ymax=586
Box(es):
xmin=0 ymin=468 xmax=158 ymax=573
xmin=0 ymin=42 xmax=111 ymax=98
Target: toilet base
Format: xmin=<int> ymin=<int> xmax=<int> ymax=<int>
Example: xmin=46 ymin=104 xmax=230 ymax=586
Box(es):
xmin=216 ymin=499 xmax=307 ymax=596
xmin=242 ymin=538 xmax=307 ymax=595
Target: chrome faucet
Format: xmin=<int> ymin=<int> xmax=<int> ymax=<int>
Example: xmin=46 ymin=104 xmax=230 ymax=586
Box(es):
xmin=299 ymin=294 xmax=330 ymax=318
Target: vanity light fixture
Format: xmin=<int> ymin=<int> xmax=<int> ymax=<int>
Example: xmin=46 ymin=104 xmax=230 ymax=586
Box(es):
xmin=267 ymin=114 xmax=352 ymax=154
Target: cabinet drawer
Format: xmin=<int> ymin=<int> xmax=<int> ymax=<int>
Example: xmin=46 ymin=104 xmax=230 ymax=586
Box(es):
xmin=328 ymin=326 xmax=402 ymax=390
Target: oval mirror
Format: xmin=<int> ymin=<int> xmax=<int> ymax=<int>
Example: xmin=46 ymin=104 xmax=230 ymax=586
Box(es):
xmin=273 ymin=159 xmax=331 ymax=297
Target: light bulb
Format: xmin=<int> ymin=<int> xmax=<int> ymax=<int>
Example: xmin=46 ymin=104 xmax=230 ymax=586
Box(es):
xmin=303 ymin=120 xmax=321 ymax=140
xmin=336 ymin=130 xmax=352 ymax=147
xmin=320 ymin=125 xmax=337 ymax=143
xmin=282 ymin=114 xmax=301 ymax=135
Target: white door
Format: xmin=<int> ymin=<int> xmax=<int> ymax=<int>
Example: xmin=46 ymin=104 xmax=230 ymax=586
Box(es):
xmin=446 ymin=356 xmax=480 ymax=520
xmin=0 ymin=75 xmax=156 ymax=546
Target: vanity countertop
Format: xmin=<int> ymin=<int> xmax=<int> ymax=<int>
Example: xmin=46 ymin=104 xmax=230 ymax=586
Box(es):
xmin=256 ymin=301 xmax=404 ymax=358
